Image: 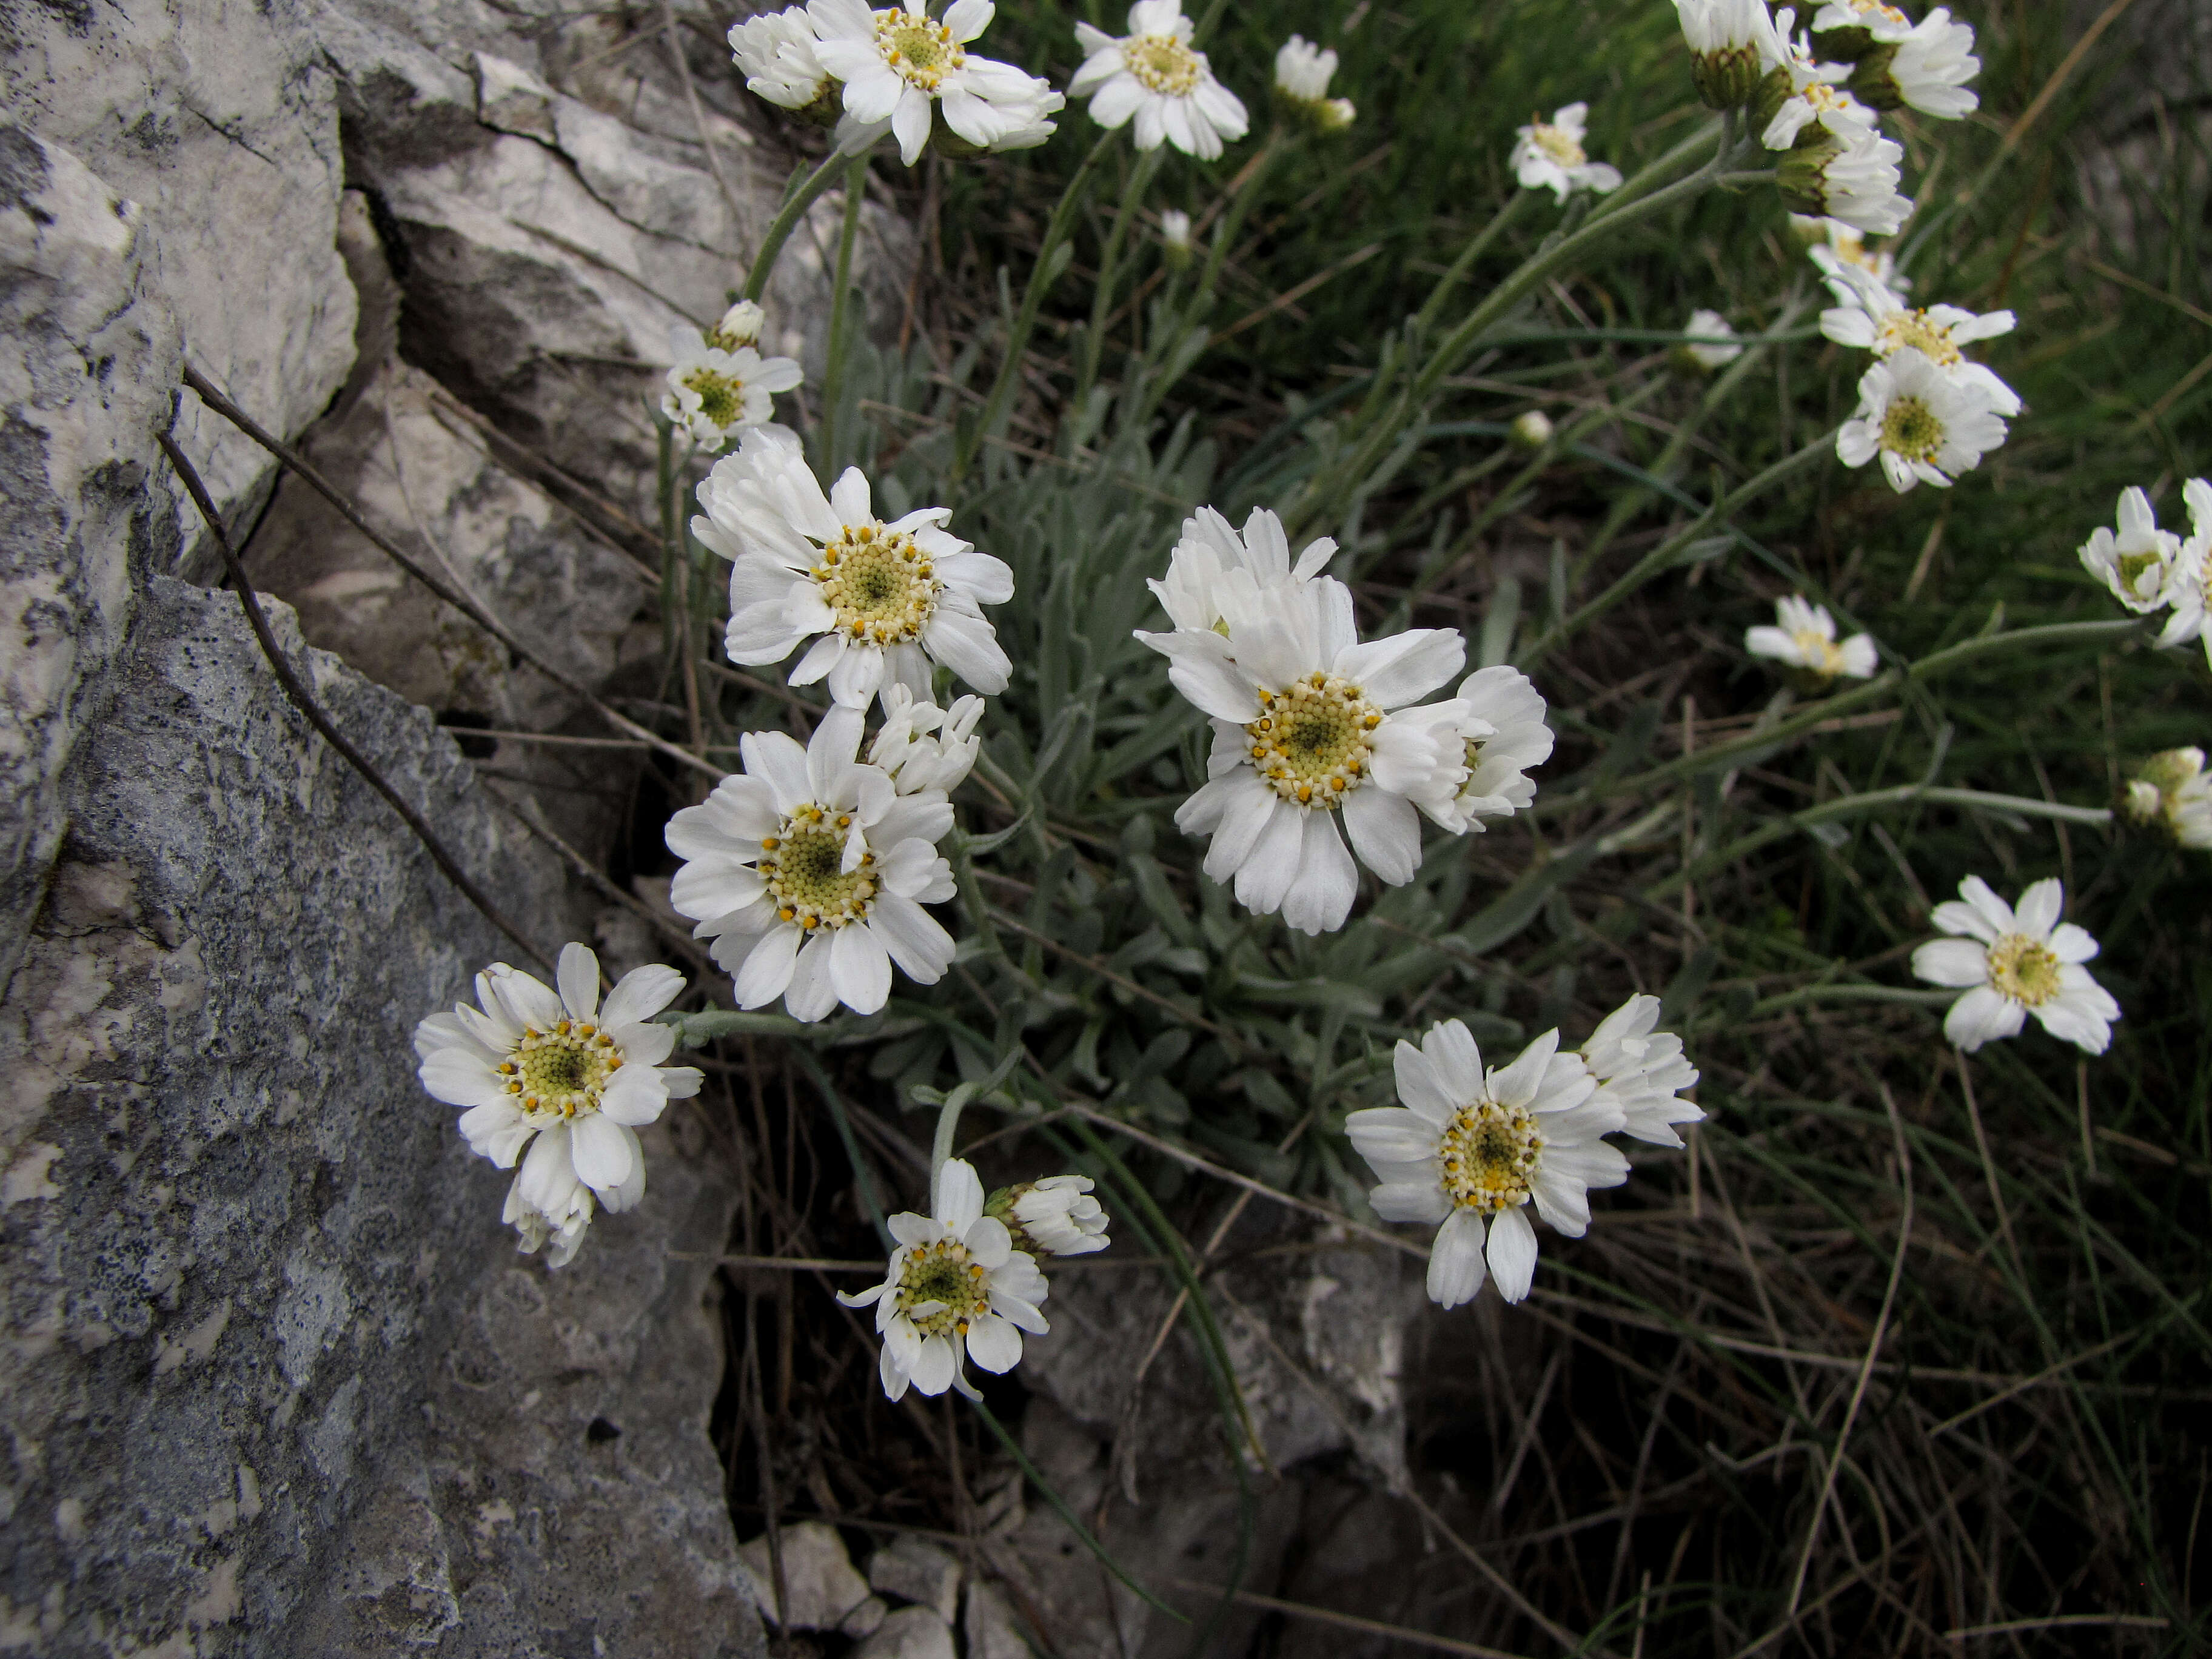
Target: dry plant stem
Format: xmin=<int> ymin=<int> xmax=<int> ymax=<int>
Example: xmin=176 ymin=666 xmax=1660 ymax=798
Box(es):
xmin=1952 ymin=1051 xmax=2022 ymax=1272
xmin=742 ymin=147 xmax=849 ymax=303
xmin=659 ymin=0 xmax=749 ymax=230
xmin=1157 ymin=1576 xmax=1533 ymax=1659
xmin=179 ymin=364 xmax=720 ymax=781
xmin=158 ymin=429 xmax=555 ymax=974
xmin=1076 ymin=144 xmax=1164 ymax=403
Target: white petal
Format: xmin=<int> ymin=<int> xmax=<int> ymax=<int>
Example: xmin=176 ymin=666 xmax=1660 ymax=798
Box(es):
xmin=936 ymin=1157 xmax=985 ymax=1232
xmin=556 ymin=943 xmax=601 ymax=1023
xmin=569 ymin=1113 xmax=635 ymax=1195
xmin=1426 ymin=1208 xmax=1488 ymax=1309
xmin=1485 ymin=1206 xmax=1540 ymax=1303
xmin=964 ymin=1311 xmax=1022 ymax=1373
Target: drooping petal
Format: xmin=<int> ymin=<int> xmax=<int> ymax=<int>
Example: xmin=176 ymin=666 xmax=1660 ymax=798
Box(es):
xmin=1485 ymin=1205 xmax=1540 ymax=1303
xmin=1426 ymin=1208 xmax=1489 ymax=1309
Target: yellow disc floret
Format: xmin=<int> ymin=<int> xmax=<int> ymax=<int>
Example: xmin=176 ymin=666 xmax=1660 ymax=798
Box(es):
xmin=894 ymin=1236 xmax=991 ymax=1337
xmin=1874 ymin=310 xmax=1963 ymax=368
xmin=1436 ymin=1098 xmax=1543 ymax=1214
xmin=1985 ymin=933 xmax=2062 ymax=1007
xmin=501 ymin=1021 xmax=621 ymax=1121
xmin=813 ymin=522 xmax=940 ymax=645
xmin=1244 ymin=673 xmax=1381 ymax=810
xmin=758 ymin=805 xmax=879 ymax=931
xmin=1125 ymin=33 xmax=1201 ymax=96
xmin=1880 ymin=395 xmax=1944 ymax=462
xmin=682 ymin=366 xmax=746 ymax=429
xmin=877 ymin=8 xmax=962 ymax=90
xmin=1529 ymin=118 xmax=1587 ymax=167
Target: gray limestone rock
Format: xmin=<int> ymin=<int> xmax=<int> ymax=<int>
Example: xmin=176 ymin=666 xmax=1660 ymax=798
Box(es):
xmin=850 ymin=1603 xmax=957 ymax=1659
xmin=869 ymin=1535 xmax=962 ymax=1624
xmin=736 ymin=1520 xmax=871 ymax=1631
xmin=962 ymin=1579 xmax=1034 ymax=1659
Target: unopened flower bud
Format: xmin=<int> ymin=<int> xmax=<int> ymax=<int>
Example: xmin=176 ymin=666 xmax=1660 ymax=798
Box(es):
xmin=985 ymin=1176 xmax=1110 ymax=1257
xmin=1159 ymin=208 xmax=1195 ymax=267
xmin=2122 ymin=748 xmax=2212 ymax=848
xmin=1509 ymin=410 xmax=1555 ymax=451
xmin=706 ymin=299 xmax=765 ymax=353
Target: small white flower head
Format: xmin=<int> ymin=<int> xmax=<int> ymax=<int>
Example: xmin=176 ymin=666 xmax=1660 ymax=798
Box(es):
xmin=1143 ymin=504 xmax=1337 ymax=637
xmin=1798 ymin=215 xmax=1909 ymax=292
xmin=1349 ymin=1022 xmax=1627 ymax=1308
xmin=695 ymin=427 xmax=1013 ymax=709
xmin=1809 ymin=0 xmax=1917 ymax=54
xmin=868 ymin=685 xmax=985 ymax=796
xmin=1849 ymin=7 xmax=1979 ymax=117
xmin=2122 ymin=748 xmax=2212 ymax=850
xmin=1912 ymin=877 xmax=2119 ymax=1054
xmin=1678 ymin=308 xmax=1744 ymax=372
xmin=1744 ymin=594 xmax=1879 ymax=683
xmin=1758 ymin=31 xmax=1879 ymax=150
xmin=988 ymin=1175 xmax=1111 ymax=1256
xmin=2154 ymin=478 xmax=2212 ymax=665
xmin=1440 ymin=666 xmax=1553 ymax=833
xmin=1070 ymin=1 xmax=1250 ymax=159
xmin=1511 ymin=103 xmax=1623 ymax=201
xmin=1581 ymin=995 xmax=1704 ymax=1146
xmin=1818 ymin=261 xmax=2019 ymax=414
xmin=1508 ymin=409 xmax=1555 ymax=450
xmin=707 ymin=300 xmax=767 ymax=353
xmin=731 ymin=6 xmax=839 ymax=117
xmin=1139 ymin=574 xmax=1470 ymax=935
xmin=1778 ymin=129 xmax=1913 ymax=235
xmin=839 ymin=1158 xmax=1050 ymax=1400
xmin=809 ymin=0 xmax=1060 ymax=167
xmin=661 ymin=329 xmax=805 ymax=454
xmin=1675 ymin=0 xmax=1786 ymax=108
xmin=1158 ymin=206 xmax=1195 ymax=260
xmin=2079 ymin=486 xmax=2182 ymax=616
xmin=1274 ymin=35 xmax=1355 ymax=130
xmin=414 ymin=944 xmax=705 ymax=1262
xmin=665 ymin=707 xmax=961 ymax=1022
xmin=1835 ymin=346 xmax=2008 ymax=492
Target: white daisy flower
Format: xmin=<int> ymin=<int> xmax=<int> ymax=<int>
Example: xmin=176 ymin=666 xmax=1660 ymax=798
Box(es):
xmin=730 ymin=6 xmax=837 ymax=115
xmin=414 ymin=944 xmax=704 ymax=1259
xmin=2078 ymin=486 xmax=2183 ymax=616
xmin=2122 ymin=748 xmax=2212 ymax=851
xmin=1809 ymin=0 xmax=1916 ymax=50
xmin=665 ymin=708 xmax=960 ymax=1022
xmin=1439 ymin=666 xmax=1553 ymax=832
xmin=1140 ymin=576 xmax=1470 ymax=935
xmin=1850 ymin=7 xmax=1979 ymax=118
xmin=1581 ymin=996 xmax=1704 ymax=1147
xmin=1912 ymin=876 xmax=2119 ymax=1054
xmin=1818 ymin=262 xmax=2019 ymax=415
xmin=1510 ymin=103 xmax=1623 ymax=201
xmin=1274 ymin=34 xmax=1355 ymax=130
xmin=2154 ymin=478 xmax=2212 ymax=666
xmin=1680 ymin=308 xmax=1744 ymax=372
xmin=808 ymin=0 xmax=1060 ymax=167
xmin=1070 ymin=0 xmax=1249 ymax=159
xmin=1836 ymin=346 xmax=2007 ymax=492
xmin=1348 ymin=1021 xmax=1628 ymax=1308
xmin=1158 ymin=206 xmax=1195 ymax=258
xmin=839 ymin=1158 xmax=1051 ymax=1400
xmin=1674 ymin=0 xmax=1788 ymax=108
xmin=1759 ymin=30 xmax=1879 ymax=150
xmin=661 ymin=329 xmax=805 ymax=453
xmin=695 ymin=427 xmax=1013 ymax=709
xmin=1797 ymin=215 xmax=1910 ymax=292
xmin=1142 ymin=504 xmax=1337 ymax=638
xmin=1780 ymin=129 xmax=1913 ymax=235
xmin=1744 ymin=594 xmax=1879 ymax=682
xmin=868 ymin=686 xmax=985 ymax=796
xmin=988 ymin=1175 xmax=1111 ymax=1257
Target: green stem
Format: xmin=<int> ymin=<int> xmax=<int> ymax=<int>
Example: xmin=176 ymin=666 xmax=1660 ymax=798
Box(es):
xmin=929 ymin=1089 xmax=967 ymax=1212
xmin=819 ymin=153 xmax=869 ymax=475
xmin=742 ymin=149 xmax=851 ymax=304
xmin=1076 ymin=146 xmax=1164 ymax=405
xmin=1412 ymin=190 xmax=1527 ymax=334
xmin=792 ymin=1045 xmax=892 ymax=1250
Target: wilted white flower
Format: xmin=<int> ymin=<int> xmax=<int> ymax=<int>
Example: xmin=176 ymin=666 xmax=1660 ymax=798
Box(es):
xmin=1071 ymin=1 xmax=1250 ymax=159
xmin=1809 ymin=0 xmax=1917 ymax=51
xmin=1745 ymin=594 xmax=1879 ymax=682
xmin=1798 ymin=215 xmax=1909 ymax=292
xmin=2154 ymin=478 xmax=2212 ymax=665
xmin=1679 ymin=308 xmax=1744 ymax=371
xmin=990 ymin=1175 xmax=1111 ymax=1256
xmin=809 ymin=0 xmax=1060 ymax=166
xmin=1760 ymin=34 xmax=1879 ymax=150
xmin=1511 ymin=103 xmax=1623 ymax=201
xmin=869 ymin=686 xmax=985 ymax=796
xmin=661 ymin=329 xmax=804 ymax=452
xmin=1158 ymin=206 xmax=1194 ymax=257
xmin=840 ymin=1158 xmax=1050 ymax=1399
xmin=1348 ymin=1021 xmax=1628 ymax=1308
xmin=1850 ymin=7 xmax=1979 ymax=116
xmin=731 ymin=7 xmax=837 ymax=114
xmin=1581 ymin=996 xmax=1705 ymax=1147
xmin=1440 ymin=666 xmax=1553 ymax=832
xmin=1508 ymin=409 xmax=1555 ymax=450
xmin=1275 ymin=35 xmax=1355 ymax=129
xmin=2122 ymin=748 xmax=2212 ymax=850
xmin=1144 ymin=504 xmax=1336 ymax=637
xmin=2079 ymin=486 xmax=2183 ymax=616
xmin=1912 ymin=877 xmax=2119 ymax=1054
xmin=1818 ymin=262 xmax=2019 ymax=415
xmin=1139 ymin=574 xmax=1469 ymax=935
xmin=414 ymin=944 xmax=704 ymax=1262
xmin=1674 ymin=0 xmax=1786 ymax=108
xmin=1836 ymin=346 xmax=2007 ymax=492
xmin=695 ymin=427 xmax=1012 ymax=709
xmin=1780 ymin=129 xmax=1913 ymax=235
xmin=665 ymin=708 xmax=959 ymax=1022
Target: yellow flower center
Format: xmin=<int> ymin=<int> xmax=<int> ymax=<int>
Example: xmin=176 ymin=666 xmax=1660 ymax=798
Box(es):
xmin=1985 ymin=933 xmax=2062 ymax=1007
xmin=1244 ymin=673 xmax=1381 ymax=810
xmin=896 ymin=1237 xmax=991 ymax=1338
xmin=1800 ymin=82 xmax=1856 ymax=117
xmin=498 ymin=1022 xmax=620 ymax=1121
xmin=877 ymin=10 xmax=961 ymax=90
xmin=2115 ymin=548 xmax=2166 ymax=599
xmin=758 ymin=806 xmax=878 ymax=931
xmin=1843 ymin=0 xmax=1910 ymax=22
xmin=1126 ymin=33 xmax=1201 ymax=96
xmin=1529 ymin=119 xmax=1586 ymax=167
xmin=1791 ymin=628 xmax=1848 ymax=677
xmin=1437 ymin=1099 xmax=1542 ymax=1214
xmin=706 ymin=324 xmax=756 ymax=354
xmin=813 ymin=523 xmax=940 ymax=644
xmin=1880 ymin=395 xmax=1945 ymax=461
xmin=682 ymin=366 xmax=746 ymax=428
xmin=1874 ymin=310 xmax=1963 ymax=367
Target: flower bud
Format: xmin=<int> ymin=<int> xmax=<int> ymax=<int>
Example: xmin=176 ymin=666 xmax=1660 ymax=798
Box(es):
xmin=1508 ymin=410 xmax=1555 ymax=451
xmin=2122 ymin=748 xmax=2212 ymax=848
xmin=1691 ymin=44 xmax=1768 ymax=109
xmin=706 ymin=300 xmax=765 ymax=353
xmin=985 ymin=1176 xmax=1111 ymax=1257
